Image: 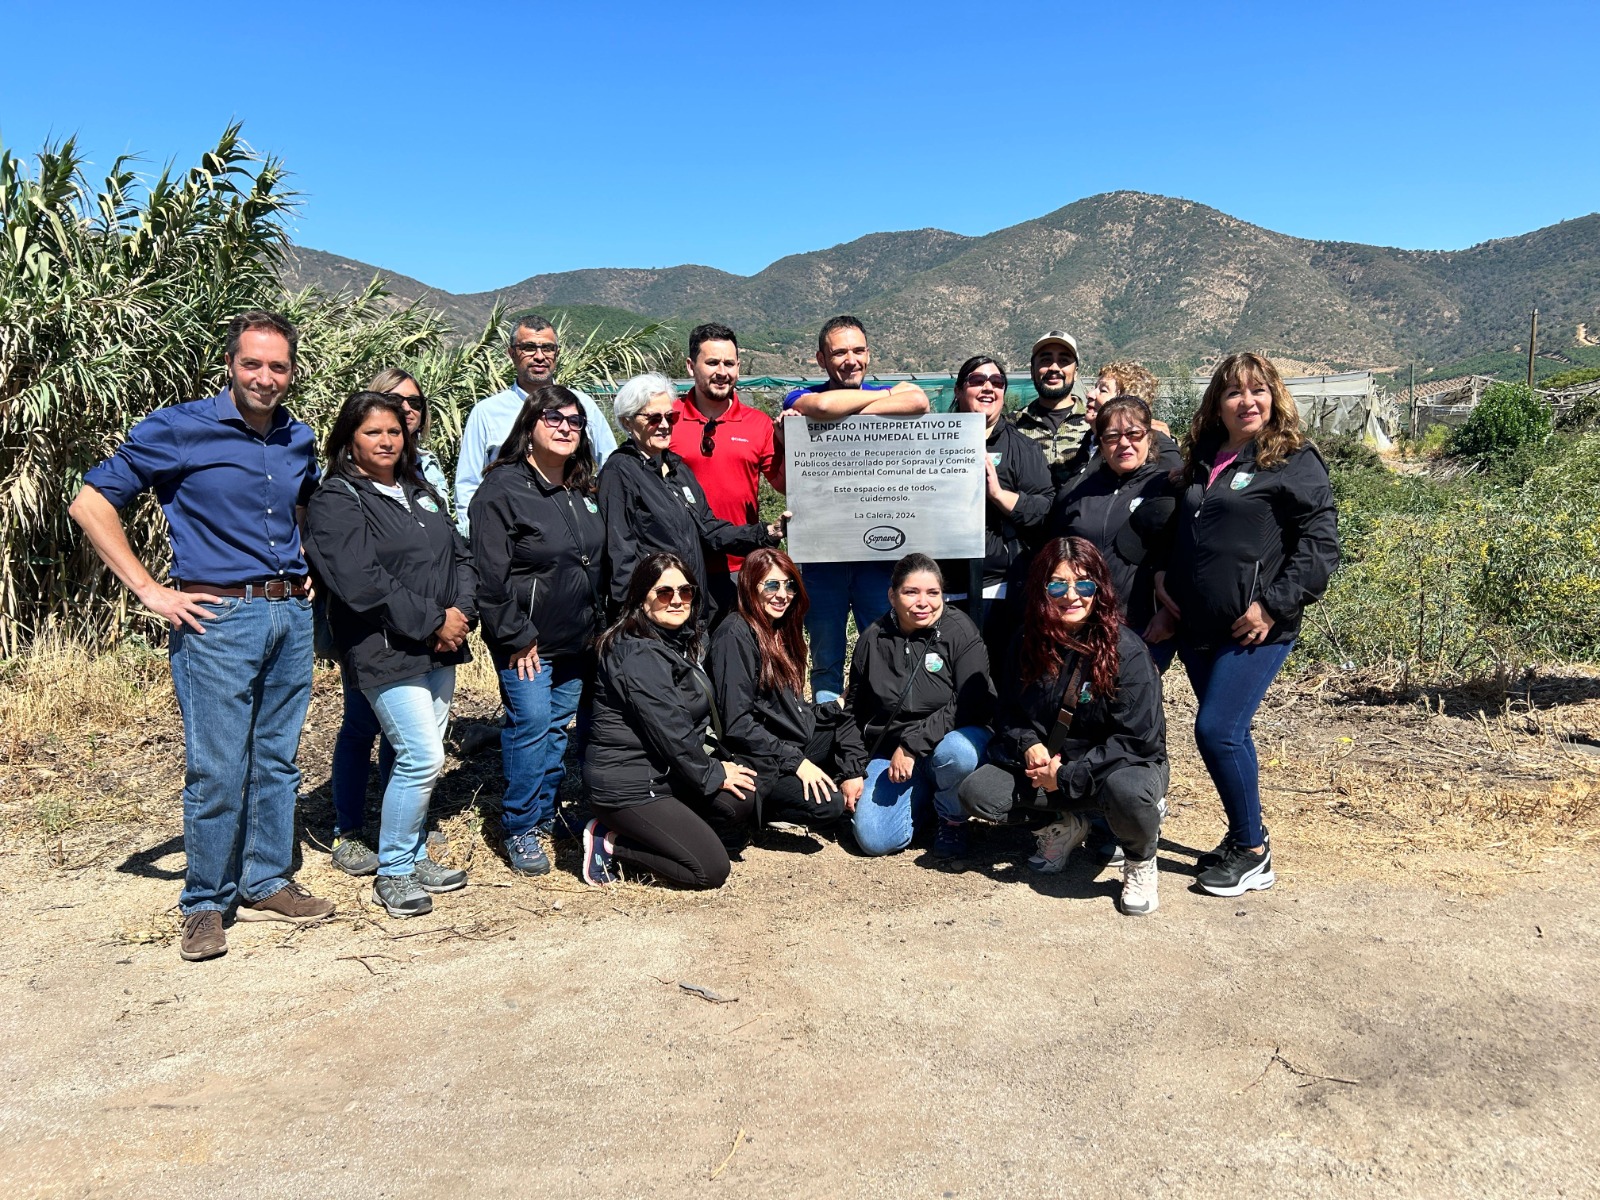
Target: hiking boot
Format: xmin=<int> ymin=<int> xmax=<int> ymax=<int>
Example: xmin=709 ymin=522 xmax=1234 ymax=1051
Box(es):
xmin=1120 ymin=855 xmax=1160 ymax=916
xmin=412 ymin=856 xmax=467 ymax=894
xmin=504 ymin=831 xmax=552 ymax=876
xmin=237 ymin=881 xmax=335 ymax=924
xmin=371 ymin=873 xmax=433 ymax=918
xmin=178 ymin=910 xmax=227 ymax=962
xmin=331 ymin=834 xmax=378 ymax=877
xmin=1197 ymin=840 xmax=1275 ymax=897
xmin=1027 ymin=813 xmax=1088 ymax=874
xmin=932 ymin=820 xmax=970 ymax=859
xmin=582 ymin=819 xmax=618 ymax=887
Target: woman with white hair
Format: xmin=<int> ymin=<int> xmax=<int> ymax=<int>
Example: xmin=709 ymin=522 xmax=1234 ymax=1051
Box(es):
xmin=598 ymin=372 xmax=785 ymax=617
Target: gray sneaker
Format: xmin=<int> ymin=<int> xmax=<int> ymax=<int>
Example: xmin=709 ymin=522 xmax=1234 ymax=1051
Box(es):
xmin=331 ymin=835 xmax=378 ymax=877
xmin=412 ymin=856 xmax=467 ymax=893
xmin=371 ymin=874 xmax=433 ymax=918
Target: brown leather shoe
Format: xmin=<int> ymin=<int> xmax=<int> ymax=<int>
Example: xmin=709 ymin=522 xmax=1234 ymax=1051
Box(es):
xmin=237 ymin=881 xmax=336 ymax=924
xmin=179 ymin=910 xmax=227 ymax=961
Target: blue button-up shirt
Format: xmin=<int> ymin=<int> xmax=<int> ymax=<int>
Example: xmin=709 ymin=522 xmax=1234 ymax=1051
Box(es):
xmin=83 ymin=389 xmax=320 ymax=583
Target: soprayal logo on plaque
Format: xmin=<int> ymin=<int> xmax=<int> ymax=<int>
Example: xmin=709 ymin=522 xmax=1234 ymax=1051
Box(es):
xmin=785 ymin=412 xmax=986 ymax=562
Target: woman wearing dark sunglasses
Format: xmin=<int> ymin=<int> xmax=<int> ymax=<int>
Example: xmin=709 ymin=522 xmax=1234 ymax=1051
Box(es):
xmin=580 ymin=553 xmax=758 ymax=888
xmin=467 ymin=385 xmax=605 ymax=875
xmin=958 ymin=537 xmax=1169 ymax=916
xmin=598 ymin=373 xmax=785 ymax=620
xmin=944 ymin=356 xmax=1053 ymax=646
xmin=709 ymin=547 xmax=848 ymax=837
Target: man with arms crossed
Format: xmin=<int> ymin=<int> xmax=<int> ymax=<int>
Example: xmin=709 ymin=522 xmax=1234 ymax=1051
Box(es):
xmin=670 ymin=322 xmax=785 ymax=577
xmin=455 ymin=313 xmax=617 ymax=536
xmin=783 ymin=315 xmax=928 ymax=702
xmin=69 ymin=311 xmax=335 ymax=962
xmin=1013 ymin=329 xmax=1090 ymax=489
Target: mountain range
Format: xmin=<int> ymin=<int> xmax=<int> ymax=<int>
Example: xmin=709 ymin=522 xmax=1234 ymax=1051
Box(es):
xmin=281 ymin=191 xmax=1600 ymax=375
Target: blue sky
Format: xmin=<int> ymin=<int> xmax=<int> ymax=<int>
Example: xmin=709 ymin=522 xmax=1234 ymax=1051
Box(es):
xmin=3 ymin=0 xmax=1594 ymax=294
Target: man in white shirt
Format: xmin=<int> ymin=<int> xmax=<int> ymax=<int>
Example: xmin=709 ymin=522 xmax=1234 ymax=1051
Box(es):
xmin=454 ymin=314 xmax=617 ymax=536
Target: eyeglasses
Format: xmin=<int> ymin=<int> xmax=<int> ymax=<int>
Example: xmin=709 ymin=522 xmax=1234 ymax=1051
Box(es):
xmin=1100 ymin=427 xmax=1149 ymax=446
xmin=1045 ymin=579 xmax=1098 ymax=599
xmin=963 ymin=373 xmax=1007 ymax=391
xmin=651 ymin=584 xmax=696 ymax=603
xmin=538 ymin=408 xmax=587 ymax=430
xmin=387 ymin=392 xmax=425 ymax=411
xmin=759 ymin=579 xmax=799 ymax=596
xmin=513 ymin=340 xmax=559 ymax=357
xmin=700 ymin=417 xmax=721 ymax=457
xmin=640 ymin=411 xmax=681 ymax=431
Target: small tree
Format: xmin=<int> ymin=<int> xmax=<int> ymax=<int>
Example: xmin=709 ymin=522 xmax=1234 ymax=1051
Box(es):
xmin=1452 ymin=382 xmax=1551 ymax=460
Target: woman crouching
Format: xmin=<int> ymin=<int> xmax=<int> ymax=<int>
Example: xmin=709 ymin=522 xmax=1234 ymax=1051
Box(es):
xmin=958 ymin=537 xmax=1168 ymax=916
xmin=580 ymin=553 xmax=758 ymax=888
xmin=709 ymin=548 xmax=847 ymax=837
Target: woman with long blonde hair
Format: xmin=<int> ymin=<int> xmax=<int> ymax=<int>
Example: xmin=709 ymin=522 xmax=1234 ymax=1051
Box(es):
xmin=1152 ymin=353 xmax=1339 ymax=897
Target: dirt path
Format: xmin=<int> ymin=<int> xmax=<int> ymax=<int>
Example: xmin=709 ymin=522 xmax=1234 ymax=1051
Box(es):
xmin=4 ymin=665 xmax=1600 ymax=1198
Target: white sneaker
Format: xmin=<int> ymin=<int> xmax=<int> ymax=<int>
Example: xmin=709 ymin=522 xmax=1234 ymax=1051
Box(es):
xmin=1027 ymin=814 xmax=1088 ymax=874
xmin=1121 ymin=855 xmax=1160 ymax=916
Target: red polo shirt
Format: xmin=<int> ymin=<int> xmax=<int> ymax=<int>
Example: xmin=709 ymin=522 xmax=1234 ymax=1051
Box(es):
xmin=671 ymin=389 xmax=785 ymax=572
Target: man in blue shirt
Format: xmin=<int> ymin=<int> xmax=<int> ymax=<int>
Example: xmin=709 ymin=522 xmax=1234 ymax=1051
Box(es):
xmin=70 ymin=311 xmax=336 ymax=962
xmin=783 ymin=315 xmax=929 ymax=701
xmin=454 ymin=314 xmax=617 ymax=537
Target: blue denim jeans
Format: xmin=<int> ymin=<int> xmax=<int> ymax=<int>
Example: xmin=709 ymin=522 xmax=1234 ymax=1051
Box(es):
xmin=852 ymin=726 xmax=990 ymax=856
xmin=330 ymin=674 xmax=394 ymax=836
xmin=1179 ymin=638 xmax=1293 ymax=848
xmin=168 ymin=594 xmax=314 ymax=913
xmin=497 ymin=653 xmax=585 ymax=836
xmin=801 ymin=560 xmax=895 ymax=703
xmin=363 ymin=665 xmax=456 ymax=877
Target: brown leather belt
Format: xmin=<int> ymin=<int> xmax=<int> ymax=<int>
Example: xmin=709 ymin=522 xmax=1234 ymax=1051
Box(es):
xmin=179 ymin=579 xmax=310 ymax=600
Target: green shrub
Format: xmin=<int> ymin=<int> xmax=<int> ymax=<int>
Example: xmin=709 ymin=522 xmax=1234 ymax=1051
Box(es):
xmin=1452 ymin=382 xmax=1552 ymax=459
xmin=1543 ymin=365 xmax=1600 ymax=392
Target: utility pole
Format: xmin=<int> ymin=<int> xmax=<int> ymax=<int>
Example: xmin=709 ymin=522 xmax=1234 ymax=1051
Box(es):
xmin=1527 ymin=307 xmax=1539 ymax=391
xmin=1409 ymin=362 xmax=1417 ymax=440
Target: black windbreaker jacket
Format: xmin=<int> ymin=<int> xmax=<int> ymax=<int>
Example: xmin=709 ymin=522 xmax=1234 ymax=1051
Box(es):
xmin=992 ymin=624 xmax=1167 ymax=800
xmin=963 ymin=419 xmax=1053 ymax=588
xmin=583 ymin=627 xmax=726 ymax=807
xmin=839 ymin=605 xmax=996 ymax=777
xmin=1049 ymin=459 xmax=1177 ymax=629
xmin=708 ymin=615 xmax=814 ymax=774
xmin=467 ymin=460 xmax=605 ymax=660
xmin=597 ymin=442 xmax=776 ymax=609
xmin=304 ymin=472 xmax=477 ymax=690
xmin=1161 ymin=439 xmax=1340 ymax=647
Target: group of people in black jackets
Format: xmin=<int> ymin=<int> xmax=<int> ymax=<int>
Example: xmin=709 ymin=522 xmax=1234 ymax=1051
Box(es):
xmin=305 ymin=349 xmax=1337 ymax=920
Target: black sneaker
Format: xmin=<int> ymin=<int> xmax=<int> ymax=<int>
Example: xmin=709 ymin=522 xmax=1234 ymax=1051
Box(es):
xmin=1197 ymin=825 xmax=1268 ymax=871
xmin=1196 ymin=841 xmax=1275 ymax=897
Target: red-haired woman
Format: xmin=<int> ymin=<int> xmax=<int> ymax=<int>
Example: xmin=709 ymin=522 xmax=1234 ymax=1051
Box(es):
xmin=958 ymin=537 xmax=1168 ymax=916
xmin=708 ymin=548 xmax=847 ymax=835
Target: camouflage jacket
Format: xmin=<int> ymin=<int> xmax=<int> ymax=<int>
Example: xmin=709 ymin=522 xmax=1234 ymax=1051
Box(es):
xmin=1011 ymin=400 xmax=1090 ymax=488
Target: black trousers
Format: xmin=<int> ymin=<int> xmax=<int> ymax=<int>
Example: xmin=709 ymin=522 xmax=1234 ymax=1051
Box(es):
xmin=594 ymin=787 xmax=755 ymax=890
xmin=748 ymin=723 xmax=847 ymax=832
xmin=958 ymin=759 xmax=1168 ymax=861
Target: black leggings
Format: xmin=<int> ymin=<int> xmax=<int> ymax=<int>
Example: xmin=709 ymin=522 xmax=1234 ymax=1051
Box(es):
xmin=748 ymin=723 xmax=847 ymax=831
xmin=958 ymin=760 xmax=1168 ymax=861
xmin=594 ymin=788 xmax=755 ymax=890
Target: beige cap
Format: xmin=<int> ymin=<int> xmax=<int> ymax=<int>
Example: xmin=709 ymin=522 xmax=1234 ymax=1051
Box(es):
xmin=1030 ymin=330 xmax=1079 ymax=359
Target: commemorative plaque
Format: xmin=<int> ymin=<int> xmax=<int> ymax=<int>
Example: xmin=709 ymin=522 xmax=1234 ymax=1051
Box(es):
xmin=784 ymin=412 xmax=986 ymax=563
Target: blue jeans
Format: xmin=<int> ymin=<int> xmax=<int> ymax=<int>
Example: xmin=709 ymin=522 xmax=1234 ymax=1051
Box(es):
xmin=364 ymin=665 xmax=456 ymax=877
xmin=330 ymin=674 xmax=394 ymax=836
xmin=1179 ymin=638 xmax=1293 ymax=848
xmin=168 ymin=595 xmax=314 ymax=913
xmin=802 ymin=560 xmax=895 ymax=703
xmin=852 ymin=726 xmax=990 ymax=857
xmin=497 ymin=653 xmax=585 ymax=836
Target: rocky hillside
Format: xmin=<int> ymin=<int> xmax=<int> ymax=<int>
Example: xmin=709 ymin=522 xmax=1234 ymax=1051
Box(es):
xmin=282 ymin=192 xmax=1600 ymax=373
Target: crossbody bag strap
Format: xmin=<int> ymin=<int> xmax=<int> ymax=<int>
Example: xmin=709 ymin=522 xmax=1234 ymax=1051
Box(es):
xmin=1044 ymin=656 xmax=1086 ymax=756
xmin=868 ymin=631 xmax=947 ymax=759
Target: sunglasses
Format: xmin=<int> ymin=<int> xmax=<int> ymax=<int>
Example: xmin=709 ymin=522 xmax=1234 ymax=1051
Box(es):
xmin=701 ymin=416 xmax=721 ymax=458
xmin=640 ymin=411 xmax=681 ymax=431
xmin=759 ymin=579 xmax=799 ymax=596
xmin=387 ymin=392 xmax=426 ymax=411
xmin=1045 ymin=579 xmax=1098 ymax=600
xmin=963 ymin=372 xmax=1007 ymax=391
xmin=538 ymin=408 xmax=587 ymax=430
xmin=1100 ymin=427 xmax=1148 ymax=446
xmin=651 ymin=583 xmax=697 ymax=604
xmin=513 ymin=341 xmax=559 ymax=357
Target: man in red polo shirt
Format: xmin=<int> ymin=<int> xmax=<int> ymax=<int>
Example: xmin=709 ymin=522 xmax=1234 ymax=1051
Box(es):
xmin=671 ymin=322 xmax=785 ymax=574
